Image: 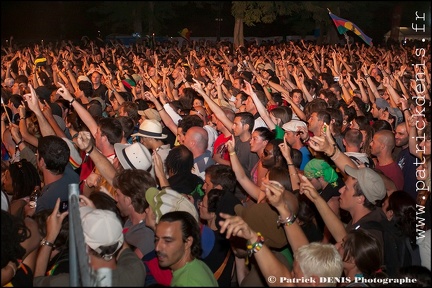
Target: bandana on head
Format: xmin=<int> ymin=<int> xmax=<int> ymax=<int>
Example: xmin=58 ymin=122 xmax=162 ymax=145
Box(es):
xmin=304 ymin=159 xmax=339 ymax=187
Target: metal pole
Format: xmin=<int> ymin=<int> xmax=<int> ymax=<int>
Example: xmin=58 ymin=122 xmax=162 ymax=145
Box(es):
xmin=69 ymin=184 xmax=79 ymax=287
xmin=69 ymin=183 xmax=93 ymax=286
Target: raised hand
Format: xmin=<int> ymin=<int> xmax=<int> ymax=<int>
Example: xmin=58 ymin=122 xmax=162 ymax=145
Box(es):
xmin=263 ymin=180 xmax=286 ymax=210
xmin=23 ymin=84 xmax=41 ymax=113
xmin=299 ymin=175 xmax=322 ymax=203
xmin=76 ymin=131 xmax=93 ymax=152
xmin=215 ymin=73 xmax=224 ymax=86
xmin=191 ymin=78 xmax=205 ymax=94
xmin=308 ymin=123 xmax=334 ymax=155
xmin=56 ymin=83 xmax=74 ymax=102
xmin=225 ymin=138 xmax=235 ymax=153
xmin=241 ymin=80 xmax=254 ymax=96
xmin=281 ymin=92 xmax=293 ymax=105
xmin=278 ymin=136 xmax=292 ymax=161
xmin=45 ymin=198 xmax=69 ymax=242
xmin=218 ymin=213 xmax=257 ymax=242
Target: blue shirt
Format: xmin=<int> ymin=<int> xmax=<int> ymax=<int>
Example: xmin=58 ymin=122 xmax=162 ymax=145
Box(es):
xmin=299 ymin=146 xmax=312 ymax=170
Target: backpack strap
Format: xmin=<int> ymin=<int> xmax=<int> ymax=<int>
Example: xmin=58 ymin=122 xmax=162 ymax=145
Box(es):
xmin=213 ymin=249 xmax=231 ymax=280
xmin=348 ymin=155 xmax=374 ymax=168
xmin=366 ymin=157 xmax=375 ymax=168
xmin=348 ymin=155 xmax=363 ymax=167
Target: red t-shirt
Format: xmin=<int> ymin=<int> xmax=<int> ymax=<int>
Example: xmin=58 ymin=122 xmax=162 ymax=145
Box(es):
xmin=79 ymin=150 xmax=95 ymax=192
xmin=213 ymin=134 xmax=232 ymax=162
xmin=376 ymin=161 xmax=404 ymax=191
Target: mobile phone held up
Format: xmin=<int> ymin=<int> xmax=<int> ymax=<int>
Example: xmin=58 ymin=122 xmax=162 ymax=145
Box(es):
xmin=59 ymin=200 xmax=69 ymax=213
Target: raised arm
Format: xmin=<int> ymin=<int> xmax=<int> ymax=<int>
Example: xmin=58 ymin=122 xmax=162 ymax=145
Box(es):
xmin=17 ymin=104 xmax=39 ymax=147
xmin=297 ymin=57 xmax=314 ymax=81
xmin=24 ymin=84 xmax=55 ymax=137
xmin=308 ymin=123 xmax=357 ymax=176
xmin=299 ymin=175 xmax=347 ymax=243
xmin=382 ymin=75 xmax=402 ymax=108
xmin=10 ymin=124 xmax=37 ymax=167
xmin=144 ymin=92 xmax=178 ymax=135
xmin=362 ymin=63 xmax=380 ymax=102
xmin=219 ymin=213 xmax=295 ymax=287
xmin=264 ymin=179 xmax=307 ymax=252
xmin=281 ymin=92 xmax=306 ymax=121
xmin=354 ymin=71 xmax=370 ymax=104
xmin=225 ymin=139 xmax=261 ymax=201
xmin=243 ymin=80 xmax=276 ymax=130
xmin=56 ymin=83 xmax=98 ymax=137
xmin=76 ymin=131 xmax=116 ymax=186
xmin=105 ymin=79 xmax=125 ymax=106
xmin=278 ymin=138 xmax=300 ymax=191
xmin=191 ymin=78 xmax=233 ymax=133
xmin=394 ymin=66 xmax=410 ymax=99
xmin=40 ymin=100 xmax=67 ymax=138
xmin=339 ymin=77 xmax=354 ymax=105
xmin=293 ymin=70 xmax=313 ymax=103
xmin=34 ymin=199 xmax=68 ymax=277
xmin=64 ymin=60 xmax=80 ymax=93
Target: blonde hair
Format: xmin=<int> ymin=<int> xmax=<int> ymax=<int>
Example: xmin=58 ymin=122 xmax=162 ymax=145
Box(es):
xmin=295 ymin=242 xmax=343 ymax=284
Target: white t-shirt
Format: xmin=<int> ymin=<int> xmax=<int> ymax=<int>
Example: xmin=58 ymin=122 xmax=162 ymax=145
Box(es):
xmin=204 ymin=125 xmax=218 ymax=156
xmin=253 ymin=116 xmax=268 ymax=131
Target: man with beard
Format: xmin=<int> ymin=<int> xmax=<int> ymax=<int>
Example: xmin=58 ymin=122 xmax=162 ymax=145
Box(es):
xmin=155 ymin=211 xmax=218 ymax=287
xmin=395 ymin=122 xmax=419 ymax=200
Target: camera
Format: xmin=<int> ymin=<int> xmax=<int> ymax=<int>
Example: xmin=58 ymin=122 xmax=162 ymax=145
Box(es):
xmin=334 ymin=76 xmax=340 ymax=82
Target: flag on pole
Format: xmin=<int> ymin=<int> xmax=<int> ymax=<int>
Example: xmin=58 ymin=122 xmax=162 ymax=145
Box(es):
xmin=178 ymin=28 xmax=191 ymax=41
xmin=328 ymin=11 xmax=373 ymax=46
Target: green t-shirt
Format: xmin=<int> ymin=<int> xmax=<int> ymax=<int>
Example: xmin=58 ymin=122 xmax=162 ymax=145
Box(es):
xmin=274 ymin=125 xmax=285 ymax=140
xmin=171 ymin=258 xmax=218 ymax=287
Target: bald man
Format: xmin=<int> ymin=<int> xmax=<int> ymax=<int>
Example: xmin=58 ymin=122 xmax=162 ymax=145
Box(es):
xmin=183 ymin=126 xmax=215 ymax=180
xmin=370 ymin=130 xmax=404 ymax=190
xmin=190 ymin=106 xmax=218 ymax=156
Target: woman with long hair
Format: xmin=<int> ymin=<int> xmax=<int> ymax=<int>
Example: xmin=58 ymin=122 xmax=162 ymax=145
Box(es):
xmin=2 ymin=159 xmax=41 ymax=218
xmin=227 ymin=136 xmax=292 ymax=203
xmin=338 ymin=229 xmax=387 ymax=285
xmin=249 ymin=127 xmax=275 ymax=187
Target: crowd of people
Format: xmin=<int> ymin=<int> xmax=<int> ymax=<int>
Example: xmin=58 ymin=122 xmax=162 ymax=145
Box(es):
xmin=1 ymin=35 xmax=431 ymax=287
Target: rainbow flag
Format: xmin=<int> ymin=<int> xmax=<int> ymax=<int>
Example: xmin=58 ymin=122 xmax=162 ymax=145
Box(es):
xmin=329 ymin=11 xmax=373 ymax=46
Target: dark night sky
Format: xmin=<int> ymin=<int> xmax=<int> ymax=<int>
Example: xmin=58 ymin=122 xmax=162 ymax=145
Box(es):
xmin=1 ymin=2 xmax=99 ymax=42
xmin=1 ymin=1 xmax=431 ymax=44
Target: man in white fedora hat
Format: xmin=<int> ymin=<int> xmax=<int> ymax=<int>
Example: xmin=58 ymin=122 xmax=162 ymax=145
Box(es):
xmin=75 ymin=132 xmax=153 ymax=190
xmin=131 ymin=119 xmax=171 ymax=177
xmin=114 ymin=142 xmax=153 ymax=171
